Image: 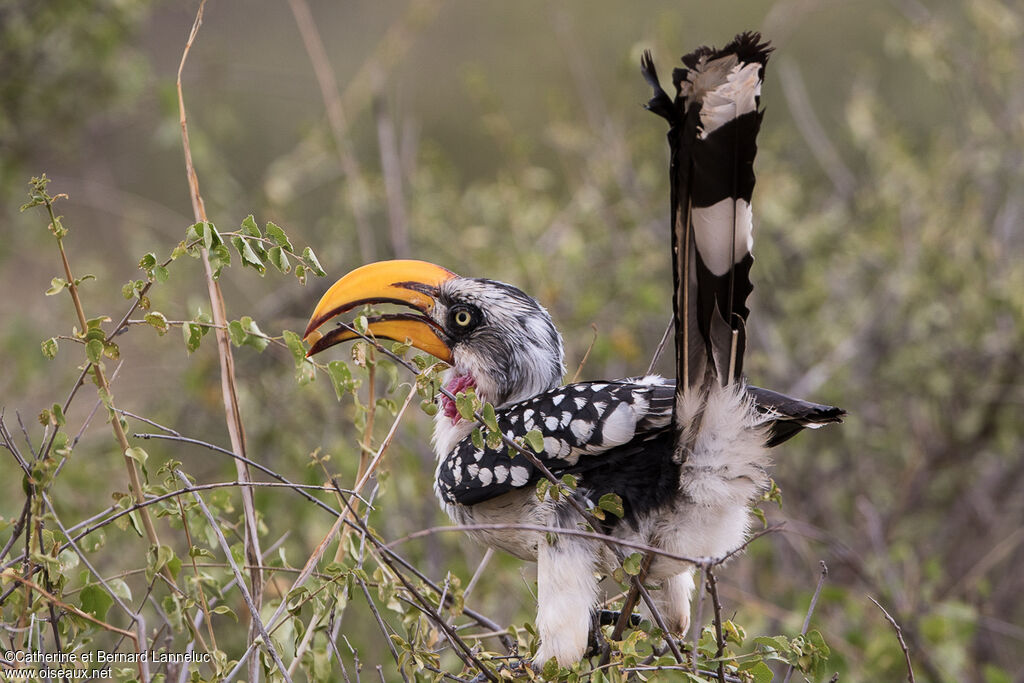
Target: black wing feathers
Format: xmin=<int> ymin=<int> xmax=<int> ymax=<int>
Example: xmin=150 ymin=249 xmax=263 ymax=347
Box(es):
xmin=436 ymin=378 xmax=843 ymax=507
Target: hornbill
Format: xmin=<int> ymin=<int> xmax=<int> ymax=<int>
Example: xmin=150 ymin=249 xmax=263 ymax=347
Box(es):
xmin=303 ymin=32 xmax=843 ymax=666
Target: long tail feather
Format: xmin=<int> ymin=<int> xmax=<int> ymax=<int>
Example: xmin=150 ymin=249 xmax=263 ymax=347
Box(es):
xmin=642 ymin=32 xmax=772 ymax=391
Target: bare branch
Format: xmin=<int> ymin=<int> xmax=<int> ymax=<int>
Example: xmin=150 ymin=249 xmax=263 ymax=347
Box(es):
xmin=868 ymin=596 xmax=916 ymax=683
xmin=176 ymin=0 xmax=264 ymax=644
xmin=175 ymin=470 xmax=292 ymax=683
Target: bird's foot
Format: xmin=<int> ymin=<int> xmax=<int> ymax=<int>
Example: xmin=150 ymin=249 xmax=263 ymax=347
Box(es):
xmin=584 ymin=609 xmax=643 ymax=658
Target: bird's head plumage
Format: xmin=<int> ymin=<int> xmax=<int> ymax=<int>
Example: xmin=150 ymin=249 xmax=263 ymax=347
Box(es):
xmin=303 ymin=260 xmax=564 ymax=409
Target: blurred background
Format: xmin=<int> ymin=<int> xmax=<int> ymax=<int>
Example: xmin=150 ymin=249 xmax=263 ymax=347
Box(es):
xmin=2 ymin=1 xmax=1022 ymax=681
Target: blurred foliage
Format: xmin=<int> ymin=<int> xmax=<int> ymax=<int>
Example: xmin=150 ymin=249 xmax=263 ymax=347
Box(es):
xmin=0 ymin=0 xmax=153 ymax=192
xmin=2 ymin=1 xmax=1023 ymax=682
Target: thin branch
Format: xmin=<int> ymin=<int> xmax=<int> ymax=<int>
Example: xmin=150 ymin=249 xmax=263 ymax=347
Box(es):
xmin=286 ymin=0 xmax=376 ymax=261
xmin=782 ymin=561 xmax=829 ymax=683
xmin=647 ymin=316 xmax=674 ymax=375
xmin=176 ymin=0 xmax=264 ymax=645
xmin=132 ymin=431 xmax=344 ymax=516
xmin=175 ymin=470 xmax=291 ymax=683
xmin=868 ymin=596 xmax=916 ymax=683
xmin=571 ymin=324 xmax=599 ymax=383
xmin=375 ymin=95 xmax=410 ymax=258
xmin=602 ymin=551 xmax=654 ymax=665
xmin=339 ymin=491 xmax=497 ymax=682
xmin=356 ymin=576 xmax=410 ymax=683
xmin=706 ymin=568 xmax=726 ymax=683
xmin=5 ymin=573 xmax=143 ymax=678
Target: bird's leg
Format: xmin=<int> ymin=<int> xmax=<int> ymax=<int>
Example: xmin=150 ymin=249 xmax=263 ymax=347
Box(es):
xmin=533 ymin=535 xmax=599 ymax=667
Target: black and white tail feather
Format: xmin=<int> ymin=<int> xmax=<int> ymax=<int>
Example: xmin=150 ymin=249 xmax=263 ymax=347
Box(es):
xmin=642 ymin=32 xmax=769 ymax=393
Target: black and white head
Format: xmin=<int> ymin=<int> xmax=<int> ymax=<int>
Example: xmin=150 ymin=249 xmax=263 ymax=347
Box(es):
xmin=303 ymin=260 xmax=565 ymax=409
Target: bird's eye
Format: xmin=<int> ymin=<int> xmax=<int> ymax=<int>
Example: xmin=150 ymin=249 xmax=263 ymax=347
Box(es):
xmin=448 ymin=304 xmax=480 ymax=334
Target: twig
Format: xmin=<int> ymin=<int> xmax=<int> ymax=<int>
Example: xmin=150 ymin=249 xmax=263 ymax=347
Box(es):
xmin=132 ymin=432 xmax=344 ymax=516
xmin=175 ymin=470 xmax=292 ymax=683
xmin=5 ymin=573 xmax=143 ymax=678
xmin=176 ymin=0 xmax=264 ymax=649
xmin=356 ymin=576 xmax=410 ymax=683
xmin=571 ymin=324 xmax=599 ymax=383
xmin=602 ymin=551 xmax=654 ymax=665
xmin=691 ymin=565 xmax=707 ymax=671
xmin=390 ymin=522 xmax=718 ymax=566
xmin=286 ymin=0 xmax=376 ymax=262
xmin=706 ymin=568 xmax=726 ymax=683
xmin=375 ymin=95 xmax=410 ymax=258
xmin=339 ymin=491 xmax=497 ymax=682
xmin=30 ymin=181 xmax=168 ymax=580
xmin=229 ymin=385 xmax=413 ymax=680
xmin=782 ymin=561 xmax=829 ymax=683
xmin=868 ymin=596 xmax=916 ymax=683
xmin=647 ymin=316 xmax=674 ymax=375
xmin=462 ymin=547 xmax=493 ymax=603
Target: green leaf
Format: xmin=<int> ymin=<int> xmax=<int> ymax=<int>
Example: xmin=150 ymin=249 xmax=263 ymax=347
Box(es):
xmin=327 ymin=360 xmax=355 ymax=400
xmin=45 ymin=277 xmax=68 ymax=296
xmin=200 ymin=223 xmax=221 ymax=249
xmin=138 ymin=252 xmax=157 ymax=270
xmin=535 ymin=478 xmax=551 ymax=501
xmin=302 ymin=246 xmax=327 ymax=276
xmin=85 ymin=339 xmax=104 ymax=363
xmin=80 ymin=584 xmax=114 ymax=620
xmin=470 ymin=427 xmax=484 ymax=450
xmin=73 ymin=274 xmax=95 ymax=287
xmin=265 ymin=221 xmax=294 ymax=250
xmin=51 ymin=403 xmax=66 ymax=427
xmin=240 ymin=316 xmax=269 ymax=351
xmin=58 ymin=549 xmax=79 ymax=573
xmin=598 ymin=493 xmax=625 ymax=519
xmin=153 ymin=264 xmax=169 ymax=283
xmin=742 ymin=660 xmax=774 ymax=683
xmin=621 ymin=552 xmax=644 ymax=576
xmin=482 ymin=402 xmax=499 ymax=432
xmin=283 ymin=330 xmax=306 ymax=366
xmin=125 ymin=447 xmax=148 ymax=465
xmin=231 ymin=235 xmax=266 ymax=274
xmin=455 ymin=391 xmax=476 ymax=421
xmin=754 ymin=636 xmax=792 ymax=654
xmin=41 ymin=337 xmax=58 ymax=360
xmin=541 ymin=657 xmax=559 ymax=681
xmin=145 ymin=312 xmax=170 ymax=335
xmin=182 ymin=321 xmax=202 ymax=353
xmin=296 ymin=358 xmax=316 ymax=385
xmin=147 ymin=544 xmax=176 ymax=582
xmin=268 ymin=246 xmax=291 ymax=273
xmin=420 ymin=399 xmax=438 ymax=416
xmin=208 ymin=243 xmax=232 ymax=278
xmin=212 ymin=604 xmax=238 ymax=621
xmin=107 ymin=578 xmax=132 ymax=603
xmin=524 ymin=429 xmax=544 ymax=453
xmin=240 ymin=214 xmax=261 ymax=238
xmin=228 ymin=320 xmax=247 ymax=347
